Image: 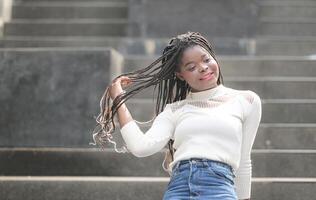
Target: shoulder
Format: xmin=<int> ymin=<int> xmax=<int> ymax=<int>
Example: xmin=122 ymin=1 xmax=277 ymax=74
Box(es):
xmin=223 ymin=86 xmax=261 ymax=105
xmin=152 ymin=103 xmax=177 ymax=124
xmin=165 ymin=100 xmax=187 ymax=113
xmin=238 ymin=90 xmax=261 ymax=106
xmin=223 ymin=86 xmax=262 ymax=118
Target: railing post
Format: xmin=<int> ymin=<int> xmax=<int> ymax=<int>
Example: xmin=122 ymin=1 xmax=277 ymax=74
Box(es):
xmin=0 ymin=0 xmax=12 ymax=36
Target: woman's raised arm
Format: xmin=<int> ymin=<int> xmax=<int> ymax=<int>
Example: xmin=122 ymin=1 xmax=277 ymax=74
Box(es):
xmin=109 ymin=76 xmax=133 ymax=128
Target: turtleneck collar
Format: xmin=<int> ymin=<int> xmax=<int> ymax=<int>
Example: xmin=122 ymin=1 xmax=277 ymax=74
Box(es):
xmin=186 ymin=84 xmax=225 ymax=100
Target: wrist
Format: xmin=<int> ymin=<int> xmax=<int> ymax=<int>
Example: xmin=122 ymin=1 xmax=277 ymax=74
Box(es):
xmin=110 ymin=89 xmax=125 ymax=101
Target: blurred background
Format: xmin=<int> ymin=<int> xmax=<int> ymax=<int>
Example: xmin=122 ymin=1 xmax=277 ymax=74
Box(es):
xmin=0 ymin=0 xmax=315 ymax=199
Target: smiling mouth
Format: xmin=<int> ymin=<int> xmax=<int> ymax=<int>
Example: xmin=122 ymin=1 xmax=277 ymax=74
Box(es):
xmin=200 ymin=72 xmax=214 ymax=80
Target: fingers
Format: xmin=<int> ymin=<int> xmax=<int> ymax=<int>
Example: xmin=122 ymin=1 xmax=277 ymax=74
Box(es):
xmin=117 ymin=76 xmax=132 ymax=87
xmin=121 ymin=77 xmax=132 ymax=87
xmin=108 ymin=76 xmax=132 ymax=100
xmin=111 ymin=76 xmax=132 ymax=89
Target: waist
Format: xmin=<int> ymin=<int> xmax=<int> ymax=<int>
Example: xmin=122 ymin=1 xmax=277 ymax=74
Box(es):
xmin=172 ymin=158 xmax=233 ymax=173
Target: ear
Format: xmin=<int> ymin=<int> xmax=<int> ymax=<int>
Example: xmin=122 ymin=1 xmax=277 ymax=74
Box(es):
xmin=175 ymin=72 xmax=185 ymax=81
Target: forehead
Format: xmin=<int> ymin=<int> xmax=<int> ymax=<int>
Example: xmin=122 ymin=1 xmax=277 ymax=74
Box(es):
xmin=181 ymin=45 xmax=210 ymax=63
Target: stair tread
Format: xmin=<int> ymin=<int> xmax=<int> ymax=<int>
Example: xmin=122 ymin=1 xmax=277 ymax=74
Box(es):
xmin=260 ymin=17 xmax=316 ymax=23
xmin=7 ymin=19 xmax=128 ymax=23
xmin=1 ymin=147 xmax=315 ymax=153
xmin=1 ymin=176 xmax=316 ymax=182
xmin=13 ymin=2 xmax=128 ymax=7
xmin=260 ymin=0 xmax=316 ymax=6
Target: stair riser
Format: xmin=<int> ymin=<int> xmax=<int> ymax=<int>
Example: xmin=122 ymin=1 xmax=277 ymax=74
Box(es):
xmin=260 ymin=6 xmax=316 ymax=18
xmin=0 ymin=180 xmax=315 ymax=200
xmin=0 ymin=38 xmax=248 ymax=55
xmin=12 ymin=6 xmax=127 ymax=19
xmin=15 ymin=0 xmax=127 ymax=2
xmin=4 ymin=23 xmax=128 ymax=36
xmin=0 ymin=150 xmax=315 ymax=177
xmin=123 ymin=81 xmax=316 ymax=99
xmin=2 ymin=38 xmax=316 ymax=56
xmin=124 ymin=58 xmax=316 ymax=77
xmin=254 ymin=126 xmax=316 ymax=149
xmin=110 ymin=126 xmax=316 ymax=150
xmin=2 ymin=125 xmax=315 ymax=149
xmin=259 ymin=23 xmax=316 ymax=36
xmin=125 ymin=101 xmax=316 ymax=123
xmin=255 ymin=40 xmax=316 ymax=56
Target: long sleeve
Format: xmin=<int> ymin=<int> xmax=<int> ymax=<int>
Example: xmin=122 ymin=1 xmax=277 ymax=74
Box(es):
xmin=120 ymin=104 xmax=175 ymax=157
xmin=234 ymin=91 xmax=262 ymax=199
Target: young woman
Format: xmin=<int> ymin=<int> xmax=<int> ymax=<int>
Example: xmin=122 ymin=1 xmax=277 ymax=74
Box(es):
xmin=92 ymin=32 xmax=262 ymax=200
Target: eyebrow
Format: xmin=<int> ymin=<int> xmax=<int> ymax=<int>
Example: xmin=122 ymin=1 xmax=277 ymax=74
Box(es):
xmin=184 ymin=54 xmax=208 ymax=67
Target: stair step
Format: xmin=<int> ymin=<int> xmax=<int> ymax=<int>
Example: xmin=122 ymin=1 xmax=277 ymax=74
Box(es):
xmin=0 ymin=148 xmax=315 ymax=177
xmin=5 ymin=18 xmax=128 ymax=23
xmin=221 ymin=61 xmax=316 ymax=77
xmin=2 ymin=176 xmax=316 ymax=182
xmin=124 ymin=55 xmax=316 ymax=76
xmin=13 ymin=2 xmax=128 ymax=6
xmin=0 ymin=176 xmax=314 ymax=200
xmin=11 ymin=4 xmax=127 ymax=19
xmin=3 ymin=98 xmax=314 ymax=147
xmin=124 ymin=99 xmax=316 ymax=123
xmin=14 ymin=0 xmax=127 ymax=2
xmin=254 ymin=37 xmax=316 ymax=56
xmin=2 ymin=123 xmax=315 ymax=149
xmin=122 ymin=80 xmax=316 ymax=99
xmin=258 ymin=18 xmax=316 ymax=36
xmin=0 ymin=37 xmax=249 ymax=55
xmin=260 ymin=0 xmax=316 ymax=6
xmin=4 ymin=20 xmax=128 ymax=36
xmin=260 ymin=3 xmax=316 ymax=18
xmin=0 ymin=36 xmax=130 ymax=49
xmin=1 ymin=37 xmax=316 ymax=56
xmin=260 ymin=0 xmax=316 ymax=1
xmin=230 ymin=80 xmax=316 ymax=99
xmin=256 ymin=124 xmax=316 ymax=149
xmin=110 ymin=124 xmax=316 ymax=150
xmin=261 ymin=17 xmax=316 ymax=23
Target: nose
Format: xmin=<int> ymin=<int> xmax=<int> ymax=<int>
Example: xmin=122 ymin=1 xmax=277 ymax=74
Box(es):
xmin=198 ymin=64 xmax=208 ymax=73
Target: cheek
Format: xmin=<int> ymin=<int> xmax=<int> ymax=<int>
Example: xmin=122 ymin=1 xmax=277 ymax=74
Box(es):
xmin=181 ymin=72 xmax=198 ymax=82
xmin=209 ymin=62 xmax=220 ymax=74
xmin=209 ymin=60 xmax=219 ymax=69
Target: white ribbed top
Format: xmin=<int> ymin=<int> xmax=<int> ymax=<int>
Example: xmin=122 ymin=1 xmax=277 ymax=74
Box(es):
xmin=120 ymin=84 xmax=262 ymax=199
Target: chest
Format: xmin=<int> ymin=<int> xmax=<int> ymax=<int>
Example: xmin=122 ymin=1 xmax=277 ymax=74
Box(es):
xmin=172 ymin=98 xmax=243 ymax=140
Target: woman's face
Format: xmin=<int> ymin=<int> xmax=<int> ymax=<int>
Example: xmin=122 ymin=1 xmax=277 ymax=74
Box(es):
xmin=176 ymin=45 xmax=220 ymax=92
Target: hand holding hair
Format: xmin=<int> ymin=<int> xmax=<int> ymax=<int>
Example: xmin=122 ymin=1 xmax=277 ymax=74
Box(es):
xmin=109 ymin=76 xmax=132 ymax=100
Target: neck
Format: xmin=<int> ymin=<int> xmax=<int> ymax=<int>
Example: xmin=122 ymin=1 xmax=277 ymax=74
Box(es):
xmin=187 ymin=84 xmax=224 ymax=100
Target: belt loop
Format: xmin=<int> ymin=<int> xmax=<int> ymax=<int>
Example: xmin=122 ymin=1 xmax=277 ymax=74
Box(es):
xmin=173 ymin=161 xmax=180 ymax=171
xmin=177 ymin=160 xmax=181 ymax=169
xmin=202 ymin=158 xmax=208 ymax=167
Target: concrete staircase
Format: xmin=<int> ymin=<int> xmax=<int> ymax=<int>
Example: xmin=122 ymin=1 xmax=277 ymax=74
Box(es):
xmin=254 ymin=0 xmax=316 ymax=56
xmin=258 ymin=0 xmax=316 ymax=36
xmin=5 ymin=0 xmax=128 ymax=37
xmin=0 ymin=0 xmax=315 ymax=199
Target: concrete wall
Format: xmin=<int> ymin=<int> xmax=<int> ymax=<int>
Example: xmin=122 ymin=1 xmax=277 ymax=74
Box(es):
xmin=128 ymin=0 xmax=259 ymax=38
xmin=0 ymin=48 xmax=123 ymax=147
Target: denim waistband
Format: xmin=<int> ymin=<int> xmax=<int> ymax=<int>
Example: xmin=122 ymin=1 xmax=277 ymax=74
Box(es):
xmin=173 ymin=158 xmax=233 ymax=173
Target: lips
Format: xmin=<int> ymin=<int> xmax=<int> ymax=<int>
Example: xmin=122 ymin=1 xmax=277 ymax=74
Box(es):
xmin=200 ymin=72 xmax=214 ymax=80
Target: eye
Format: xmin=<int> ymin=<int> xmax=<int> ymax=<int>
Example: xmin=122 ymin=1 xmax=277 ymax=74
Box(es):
xmin=204 ymin=58 xmax=211 ymax=63
xmin=188 ymin=66 xmax=196 ymax=71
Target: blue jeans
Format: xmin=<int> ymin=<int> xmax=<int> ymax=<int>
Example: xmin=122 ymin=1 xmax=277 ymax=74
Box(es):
xmin=163 ymin=158 xmax=238 ymax=200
